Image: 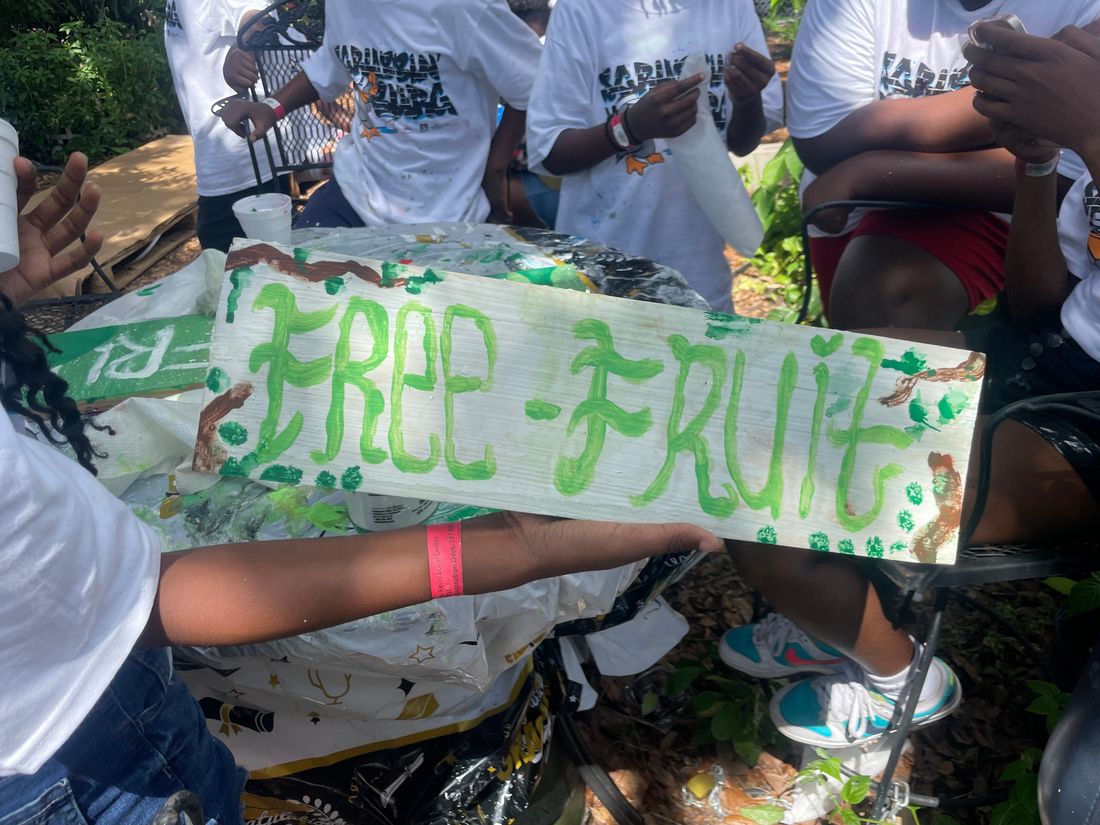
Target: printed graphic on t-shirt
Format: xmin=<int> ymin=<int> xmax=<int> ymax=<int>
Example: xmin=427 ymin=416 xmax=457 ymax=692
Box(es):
xmin=165 ymin=0 xmax=184 ymax=38
xmin=1083 ymin=180 xmax=1100 ymax=265
xmin=597 ymin=53 xmax=728 ymax=176
xmin=878 ymin=52 xmax=969 ymax=98
xmin=334 ymin=45 xmax=458 ymax=138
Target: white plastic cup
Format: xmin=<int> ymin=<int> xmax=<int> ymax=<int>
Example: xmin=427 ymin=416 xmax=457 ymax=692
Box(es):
xmin=231 ymin=192 xmax=292 ymax=244
xmin=0 ymin=120 xmax=20 ymax=273
xmin=345 ymin=492 xmax=438 ymax=531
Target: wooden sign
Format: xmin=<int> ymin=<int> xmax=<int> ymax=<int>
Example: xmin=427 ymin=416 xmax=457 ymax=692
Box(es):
xmin=45 ymin=314 xmax=214 ymax=408
xmin=195 ymin=240 xmax=985 ymax=564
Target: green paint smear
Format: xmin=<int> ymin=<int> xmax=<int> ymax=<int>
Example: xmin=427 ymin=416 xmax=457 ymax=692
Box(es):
xmin=293 ymin=247 xmax=310 ymax=266
xmin=799 ymin=362 xmax=830 ymax=520
xmin=906 ymin=481 xmax=924 ymax=506
xmin=905 ymin=423 xmax=927 ymax=442
xmin=898 ymin=510 xmax=915 ymax=532
xmin=442 ymin=304 xmax=498 ymax=481
xmin=890 ymin=541 xmax=908 ymax=555
xmin=908 ymin=391 xmax=940 ymax=432
xmin=381 ymin=261 xmax=409 ymax=288
xmin=389 ymin=302 xmax=442 ymax=474
xmin=206 ymin=366 xmax=230 ymax=393
xmin=882 ymin=349 xmax=928 ymax=375
xmin=937 ymin=387 xmax=970 ymax=425
xmin=809 ymin=532 xmax=830 ymax=552
xmin=704 ymin=312 xmax=762 ymax=341
xmin=557 ymin=319 xmax=664 ymax=498
xmin=525 ymin=399 xmax=561 ymax=420
xmin=303 ymin=501 xmax=348 ymax=531
xmin=260 ymin=464 xmax=304 ymax=484
xmin=222 ymin=453 xmax=259 ymax=477
xmin=405 ymin=268 xmax=445 ymax=295
xmin=838 ymin=539 xmax=855 ymax=555
xmin=324 ymin=277 xmax=346 ymax=295
xmin=219 ymin=421 xmax=248 ymax=446
xmin=315 ymin=470 xmax=337 ymax=489
xmin=757 ymin=526 xmax=777 ymax=545
xmin=340 ymin=465 xmax=363 ymax=491
xmin=491 ymin=264 xmax=587 ymax=292
xmin=137 ymin=283 xmax=162 ymax=297
xmin=810 ymin=333 xmax=844 ymax=358
xmin=226 ymin=267 xmax=252 ymax=324
xmin=866 ymin=536 xmax=884 ymax=559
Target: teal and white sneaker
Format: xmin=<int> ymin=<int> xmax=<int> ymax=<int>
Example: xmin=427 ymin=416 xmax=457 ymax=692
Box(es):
xmin=719 ymin=613 xmax=849 ymax=678
xmin=770 ymin=660 xmax=963 ymax=748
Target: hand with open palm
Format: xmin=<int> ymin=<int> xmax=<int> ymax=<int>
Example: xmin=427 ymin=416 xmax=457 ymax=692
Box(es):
xmin=3 ymin=152 xmax=103 ymax=307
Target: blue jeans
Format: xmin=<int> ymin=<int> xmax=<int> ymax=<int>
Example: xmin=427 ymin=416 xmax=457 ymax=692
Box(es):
xmin=519 ymin=170 xmax=559 ymax=230
xmin=0 ymin=649 xmax=246 ymax=825
xmin=296 ymin=175 xmax=365 ymax=229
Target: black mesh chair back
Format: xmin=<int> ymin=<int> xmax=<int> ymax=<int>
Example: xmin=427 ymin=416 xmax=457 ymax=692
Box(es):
xmin=235 ymin=0 xmax=354 ymax=191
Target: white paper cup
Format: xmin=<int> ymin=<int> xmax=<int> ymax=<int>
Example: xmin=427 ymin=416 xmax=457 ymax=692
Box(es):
xmin=231 ymin=193 xmax=292 ymax=244
xmin=345 ymin=492 xmax=438 ymax=531
xmin=0 ymin=120 xmax=21 ymax=273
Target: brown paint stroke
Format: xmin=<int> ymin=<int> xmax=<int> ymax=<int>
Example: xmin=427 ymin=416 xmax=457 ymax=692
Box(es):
xmin=193 ymin=381 xmax=254 ymax=474
xmin=225 ymin=244 xmax=402 ymax=288
xmin=879 ymin=352 xmax=986 ymax=408
xmin=911 ymin=452 xmax=963 ymax=564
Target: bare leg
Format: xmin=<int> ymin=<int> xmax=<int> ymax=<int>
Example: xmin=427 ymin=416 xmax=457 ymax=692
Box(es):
xmin=829 ymin=236 xmax=970 ymax=331
xmin=727 ymin=328 xmax=1100 ymax=676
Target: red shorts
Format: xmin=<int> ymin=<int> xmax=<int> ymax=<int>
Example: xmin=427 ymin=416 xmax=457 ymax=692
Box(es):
xmin=808 ymin=210 xmax=1010 ymax=320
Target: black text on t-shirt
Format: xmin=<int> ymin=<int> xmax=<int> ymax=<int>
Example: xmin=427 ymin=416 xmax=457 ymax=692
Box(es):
xmin=878 ymin=52 xmax=970 ymax=98
xmin=334 ymin=45 xmax=458 ymax=121
xmin=598 ymin=53 xmax=729 ymax=130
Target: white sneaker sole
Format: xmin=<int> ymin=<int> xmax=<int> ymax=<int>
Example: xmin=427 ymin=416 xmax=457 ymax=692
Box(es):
xmin=718 ymin=637 xmax=843 ymax=678
xmin=769 ymin=677 xmax=965 ymax=749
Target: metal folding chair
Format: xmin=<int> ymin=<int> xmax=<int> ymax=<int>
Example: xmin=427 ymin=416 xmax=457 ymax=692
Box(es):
xmin=231 ymin=0 xmax=353 ymax=200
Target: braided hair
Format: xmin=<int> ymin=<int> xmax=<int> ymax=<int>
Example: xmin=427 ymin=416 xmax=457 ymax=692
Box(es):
xmin=0 ymin=294 xmax=107 ymax=475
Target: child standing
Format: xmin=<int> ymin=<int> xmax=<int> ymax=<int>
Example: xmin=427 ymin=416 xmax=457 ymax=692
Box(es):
xmin=525 ymin=0 xmax=783 ymax=313
xmin=164 ymin=0 xmax=290 ymax=252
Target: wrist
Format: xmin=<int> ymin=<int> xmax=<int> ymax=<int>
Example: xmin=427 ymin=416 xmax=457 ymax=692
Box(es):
xmin=261 ymin=96 xmax=286 ymax=120
xmin=1015 ymin=154 xmax=1059 ymax=178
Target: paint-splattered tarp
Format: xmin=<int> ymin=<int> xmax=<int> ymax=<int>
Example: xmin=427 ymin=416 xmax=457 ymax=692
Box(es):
xmin=85 ymin=224 xmax=711 ymax=825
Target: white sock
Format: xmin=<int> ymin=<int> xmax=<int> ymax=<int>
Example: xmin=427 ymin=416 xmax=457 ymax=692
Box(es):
xmin=864 ymin=638 xmax=944 ymax=703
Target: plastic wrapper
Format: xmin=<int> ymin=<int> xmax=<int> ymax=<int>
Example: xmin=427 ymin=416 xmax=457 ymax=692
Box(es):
xmin=664 ymin=51 xmax=764 ymax=257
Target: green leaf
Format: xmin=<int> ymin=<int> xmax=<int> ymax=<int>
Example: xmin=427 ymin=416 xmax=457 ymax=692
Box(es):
xmin=1044 ymin=576 xmax=1078 ymax=596
xmin=1000 ymin=761 xmax=1028 ymax=782
xmin=734 ymin=739 xmax=763 ymax=767
xmin=1026 ymin=696 xmax=1059 ymax=716
xmin=711 ymin=704 xmax=739 ymax=741
xmin=691 ymin=720 xmax=716 ymax=745
xmin=1027 ymin=680 xmax=1061 ymax=698
xmin=838 ymin=807 xmax=861 ymax=825
xmin=666 ymin=665 xmax=704 ymax=695
xmin=1020 ymin=748 xmax=1044 ymax=770
xmin=1012 ymin=773 xmax=1040 ymax=816
xmin=841 ymin=775 xmax=872 ymax=805
xmin=640 ymin=692 xmax=659 ymax=716
xmin=692 ymin=691 xmax=726 ymax=717
xmin=739 ymin=804 xmax=786 ymax=825
xmin=1069 ymin=576 xmax=1100 ymax=616
xmin=806 ymin=756 xmax=843 ymax=783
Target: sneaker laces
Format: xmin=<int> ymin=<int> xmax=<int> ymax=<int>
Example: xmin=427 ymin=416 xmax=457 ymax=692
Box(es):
xmin=812 ymin=663 xmax=895 ymax=741
xmin=751 ymin=612 xmax=817 ymax=659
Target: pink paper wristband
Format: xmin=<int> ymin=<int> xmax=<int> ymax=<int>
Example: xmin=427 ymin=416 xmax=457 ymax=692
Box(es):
xmin=427 ymin=522 xmax=463 ymax=599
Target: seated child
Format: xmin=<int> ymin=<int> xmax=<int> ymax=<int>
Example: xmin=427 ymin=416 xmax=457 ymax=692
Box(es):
xmin=719 ymin=20 xmax=1100 ymax=748
xmin=787 ymin=0 xmax=1100 ymax=329
xmin=525 ymin=0 xmax=783 ymax=314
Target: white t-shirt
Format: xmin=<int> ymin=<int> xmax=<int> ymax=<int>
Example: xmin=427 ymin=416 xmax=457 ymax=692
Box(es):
xmin=301 ymin=0 xmax=542 ymax=226
xmin=1059 ymin=171 xmax=1100 ymax=363
xmin=165 ymin=0 xmax=276 ymax=197
xmin=526 ymin=0 xmax=783 ymax=314
xmin=0 ymin=414 xmax=160 ymax=776
xmin=786 ymin=0 xmax=1100 ymax=236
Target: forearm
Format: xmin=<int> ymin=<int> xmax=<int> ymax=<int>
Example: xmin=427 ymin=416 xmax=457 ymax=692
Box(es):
xmin=840 ymin=148 xmax=1018 ymax=212
xmin=1005 ymin=169 xmax=1072 ymax=328
xmin=141 ymin=513 xmax=539 ymax=648
xmin=794 ymin=88 xmax=995 ymax=175
xmin=726 ymin=97 xmax=766 ymax=157
xmin=487 ymin=105 xmax=526 ymax=174
xmin=272 ymin=71 xmax=321 ymax=112
xmin=541 ymin=125 xmax=617 ymax=176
